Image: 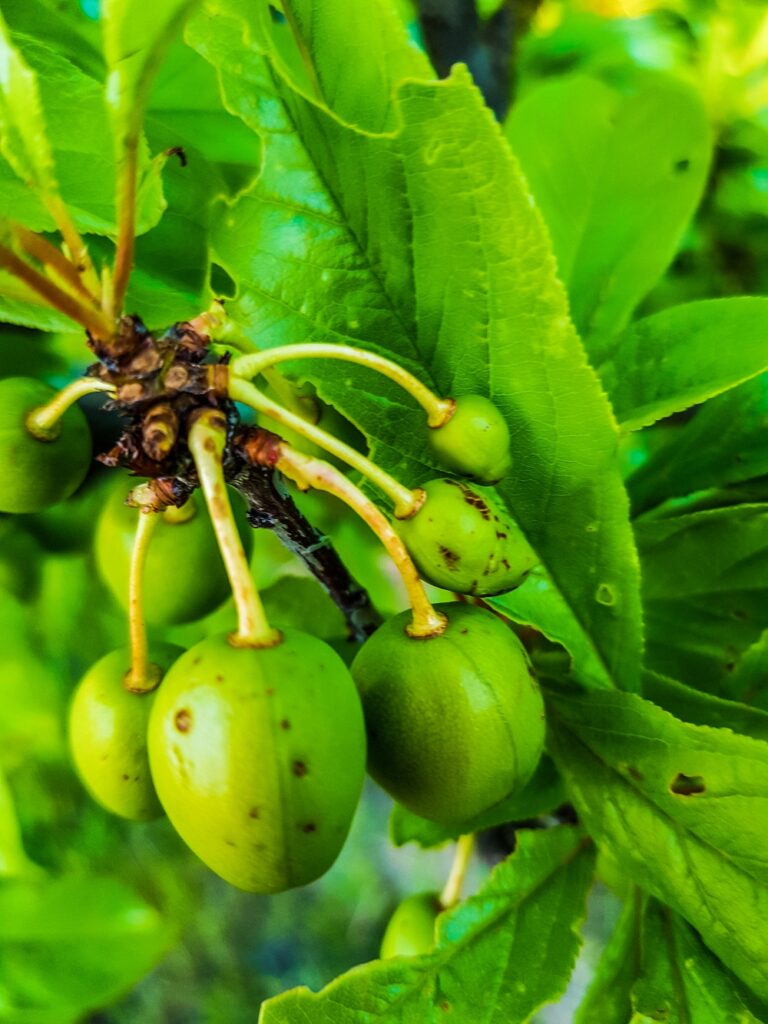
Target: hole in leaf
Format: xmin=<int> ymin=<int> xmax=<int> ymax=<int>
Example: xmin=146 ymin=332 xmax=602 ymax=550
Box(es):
xmin=670 ymin=772 xmax=706 ymax=796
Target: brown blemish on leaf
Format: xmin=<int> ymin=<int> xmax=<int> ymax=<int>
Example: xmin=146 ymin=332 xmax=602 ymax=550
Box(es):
xmin=670 ymin=772 xmax=706 ymax=796
xmin=175 ymin=708 xmax=193 ymax=733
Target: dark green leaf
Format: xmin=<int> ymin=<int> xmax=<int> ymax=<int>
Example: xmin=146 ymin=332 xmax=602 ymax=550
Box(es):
xmin=637 ymin=505 xmax=768 ymax=691
xmin=390 ymin=756 xmax=566 ymax=848
xmin=627 ymin=373 xmax=768 ymax=515
xmin=644 ymin=668 xmax=768 ymax=743
xmin=260 ymin=827 xmax=594 ymax=1023
xmin=600 ymin=298 xmax=768 ymax=431
xmin=723 ymin=629 xmax=768 ymax=711
xmin=0 ymin=876 xmax=174 ymax=1021
xmin=491 ymin=568 xmax=613 ymax=690
xmin=547 ymin=686 xmax=768 ymax=999
xmin=190 ymin=0 xmax=644 ymax=692
xmin=577 ymin=894 xmax=763 ymax=1024
xmin=506 ymin=71 xmax=711 ymax=364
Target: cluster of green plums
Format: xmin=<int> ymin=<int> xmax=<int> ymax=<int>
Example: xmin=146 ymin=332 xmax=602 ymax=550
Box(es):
xmin=68 ymin=599 xmax=545 ymax=894
xmin=2 ymin=375 xmax=546 ymax=896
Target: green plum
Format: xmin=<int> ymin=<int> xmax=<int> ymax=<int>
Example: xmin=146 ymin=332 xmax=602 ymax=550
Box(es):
xmin=69 ymin=644 xmax=182 ymax=821
xmin=147 ymin=630 xmax=367 ymax=893
xmin=95 ymin=482 xmax=253 ymax=626
xmin=429 ymin=394 xmax=512 ymax=483
xmin=397 ymin=478 xmax=537 ymax=596
xmin=380 ymin=892 xmax=442 ymax=958
xmin=0 ymin=377 xmax=91 ymax=513
xmin=352 ymin=602 xmax=546 ymax=824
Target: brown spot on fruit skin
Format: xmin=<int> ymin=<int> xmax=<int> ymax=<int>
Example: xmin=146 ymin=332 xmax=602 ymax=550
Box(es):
xmin=438 ymin=545 xmax=460 ymax=568
xmin=175 ymin=708 xmax=193 ymax=733
xmin=280 ymin=719 xmax=291 ymax=730
xmin=248 ymin=807 xmax=260 ymax=819
xmin=461 ymin=488 xmax=491 ymax=519
xmin=292 ymin=760 xmax=308 ymax=777
xmin=265 ymin=687 xmax=274 ymax=697
xmin=215 ymin=674 xmax=224 ymax=683
xmin=302 ymin=823 xmax=316 ymax=833
xmin=122 ymin=773 xmax=130 ymax=781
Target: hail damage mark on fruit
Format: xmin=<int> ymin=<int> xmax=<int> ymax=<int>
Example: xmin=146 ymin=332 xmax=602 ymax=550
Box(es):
xmin=670 ymin=772 xmax=706 ymax=796
xmin=174 ymin=708 xmax=193 ymax=733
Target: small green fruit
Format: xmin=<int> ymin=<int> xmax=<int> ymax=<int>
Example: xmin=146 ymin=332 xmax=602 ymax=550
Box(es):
xmin=380 ymin=892 xmax=441 ymax=958
xmin=95 ymin=483 xmax=253 ymax=625
xmin=397 ymin=479 xmax=536 ymax=596
xmin=0 ymin=377 xmax=91 ymax=514
xmin=147 ymin=630 xmax=367 ymax=893
xmin=352 ymin=603 xmax=546 ymax=823
xmin=69 ymin=644 xmax=182 ymax=821
xmin=429 ymin=395 xmax=511 ymax=483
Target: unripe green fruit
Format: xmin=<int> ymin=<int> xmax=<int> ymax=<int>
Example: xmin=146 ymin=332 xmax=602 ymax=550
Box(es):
xmin=380 ymin=892 xmax=441 ymax=958
xmin=95 ymin=483 xmax=253 ymax=625
xmin=68 ymin=644 xmax=182 ymax=821
xmin=397 ymin=479 xmax=537 ymax=596
xmin=429 ymin=394 xmax=512 ymax=483
xmin=352 ymin=603 xmax=546 ymax=824
xmin=0 ymin=377 xmax=91 ymax=514
xmin=148 ymin=630 xmax=367 ymax=893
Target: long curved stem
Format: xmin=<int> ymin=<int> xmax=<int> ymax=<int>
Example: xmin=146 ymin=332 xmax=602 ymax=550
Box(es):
xmin=229 ymin=376 xmax=422 ymax=519
xmin=232 ymin=344 xmax=454 ymax=427
xmin=188 ymin=410 xmax=281 ymax=648
xmin=440 ymin=834 xmax=475 ymax=909
xmin=125 ymin=509 xmax=163 ymax=694
xmin=26 ymin=378 xmax=115 ymax=439
xmin=275 ymin=442 xmax=446 ymax=639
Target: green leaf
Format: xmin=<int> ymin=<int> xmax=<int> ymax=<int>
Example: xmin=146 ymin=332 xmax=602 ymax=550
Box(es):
xmin=491 ymin=568 xmax=613 ymax=690
xmin=643 ymin=668 xmax=768 ymax=743
xmin=599 ymin=298 xmax=768 ymax=431
xmin=260 ymin=827 xmax=594 ymax=1023
xmin=279 ymin=0 xmax=432 ymax=131
xmin=547 ymin=685 xmax=768 ymax=1000
xmin=0 ymin=875 xmax=173 ymax=1021
xmin=723 ymin=629 xmax=768 ymax=711
xmin=577 ymin=894 xmax=764 ymax=1024
xmin=0 ymin=770 xmax=33 ymax=880
xmin=627 ymin=373 xmax=768 ymax=515
xmin=637 ymin=505 xmax=768 ymax=691
xmin=0 ymin=32 xmax=164 ymax=239
xmin=506 ymin=71 xmax=712 ymax=363
xmin=390 ymin=756 xmax=566 ymax=848
xmin=190 ymin=0 xmax=644 ymax=693
xmin=0 ymin=13 xmax=62 ymax=209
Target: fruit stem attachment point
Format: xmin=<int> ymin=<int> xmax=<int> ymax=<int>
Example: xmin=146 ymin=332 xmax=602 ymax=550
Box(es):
xmin=440 ymin=834 xmax=475 ymax=909
xmin=229 ymin=376 xmax=421 ymax=519
xmin=25 ymin=377 xmax=115 ymax=440
xmin=232 ymin=343 xmax=454 ymax=428
xmin=188 ymin=410 xmax=282 ymax=649
xmin=273 ymin=442 xmax=447 ymax=639
xmin=125 ymin=507 xmax=162 ymax=694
